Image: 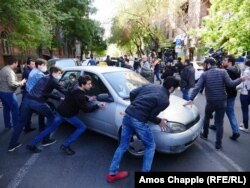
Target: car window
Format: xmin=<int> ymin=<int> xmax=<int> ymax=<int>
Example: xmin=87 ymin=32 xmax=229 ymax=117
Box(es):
xmin=103 ymin=71 xmax=149 ymax=99
xmin=60 ymin=71 xmax=81 ymax=91
xmin=83 ymin=72 xmax=109 ymax=96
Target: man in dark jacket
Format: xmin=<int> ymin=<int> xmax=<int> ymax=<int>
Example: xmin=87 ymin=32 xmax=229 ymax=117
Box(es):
xmin=184 ymin=58 xmax=245 ymax=150
xmin=180 ymin=59 xmax=195 ymax=100
xmin=161 ymin=61 xmax=175 ymax=82
xmin=106 ymin=76 xmax=179 ymax=183
xmin=8 ymin=67 xmax=67 ymax=151
xmin=175 ymin=57 xmax=184 ymax=75
xmin=21 ymin=58 xmax=36 ymax=133
xmin=222 ymin=55 xmax=241 ymax=140
xmin=26 ymin=75 xmax=105 ymax=155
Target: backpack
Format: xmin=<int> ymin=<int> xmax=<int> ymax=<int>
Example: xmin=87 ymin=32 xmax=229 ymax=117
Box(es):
xmin=29 ymin=75 xmax=50 ymax=99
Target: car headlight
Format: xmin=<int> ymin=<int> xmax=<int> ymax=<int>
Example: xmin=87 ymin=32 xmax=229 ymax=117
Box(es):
xmin=166 ymin=122 xmax=186 ymax=133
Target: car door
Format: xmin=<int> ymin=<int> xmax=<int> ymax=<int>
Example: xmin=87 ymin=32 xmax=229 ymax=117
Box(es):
xmin=47 ymin=70 xmax=82 ymax=109
xmin=77 ymin=71 xmax=118 ymax=137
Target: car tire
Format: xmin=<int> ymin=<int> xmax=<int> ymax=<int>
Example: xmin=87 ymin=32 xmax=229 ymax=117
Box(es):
xmin=118 ymin=128 xmax=145 ymax=158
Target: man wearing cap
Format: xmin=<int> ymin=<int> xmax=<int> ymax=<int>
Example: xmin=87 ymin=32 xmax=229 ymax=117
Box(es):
xmin=184 ymin=58 xmax=245 ymax=150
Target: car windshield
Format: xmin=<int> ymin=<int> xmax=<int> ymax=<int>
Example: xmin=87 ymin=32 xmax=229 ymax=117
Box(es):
xmin=56 ymin=59 xmax=75 ymax=68
xmin=103 ymin=71 xmax=149 ymax=99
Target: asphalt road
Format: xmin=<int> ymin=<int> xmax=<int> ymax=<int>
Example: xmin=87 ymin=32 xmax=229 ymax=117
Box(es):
xmin=0 ymin=89 xmax=249 ymax=188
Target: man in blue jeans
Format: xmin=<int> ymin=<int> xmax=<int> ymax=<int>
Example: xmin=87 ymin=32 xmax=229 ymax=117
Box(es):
xmin=0 ymin=56 xmax=26 ymax=131
xmin=222 ymin=55 xmax=241 ymax=140
xmin=26 ymin=75 xmax=105 ymax=155
xmin=106 ymin=76 xmax=179 ymax=183
xmin=184 ymin=58 xmax=245 ymax=150
xmin=8 ymin=67 xmax=66 ymax=151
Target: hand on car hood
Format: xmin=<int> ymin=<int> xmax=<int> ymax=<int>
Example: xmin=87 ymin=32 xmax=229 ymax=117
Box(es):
xmin=158 ymin=95 xmax=199 ymax=125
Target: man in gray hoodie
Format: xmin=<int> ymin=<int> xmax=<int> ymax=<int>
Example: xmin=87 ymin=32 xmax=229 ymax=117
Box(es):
xmin=184 ymin=58 xmax=245 ymax=150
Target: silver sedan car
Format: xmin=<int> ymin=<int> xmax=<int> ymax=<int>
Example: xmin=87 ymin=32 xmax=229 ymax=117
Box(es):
xmin=50 ymin=66 xmax=203 ymax=157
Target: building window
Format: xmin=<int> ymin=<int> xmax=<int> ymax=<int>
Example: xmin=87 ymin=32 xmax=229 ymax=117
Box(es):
xmin=1 ymin=31 xmax=11 ymax=55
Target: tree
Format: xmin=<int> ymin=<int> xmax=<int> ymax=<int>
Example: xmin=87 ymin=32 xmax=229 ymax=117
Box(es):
xmin=109 ymin=0 xmax=171 ymax=57
xmin=198 ymin=0 xmax=250 ymax=55
xmin=0 ymin=0 xmax=52 ymax=56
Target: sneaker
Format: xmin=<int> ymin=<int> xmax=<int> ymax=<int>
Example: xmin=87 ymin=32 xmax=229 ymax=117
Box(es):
xmin=41 ymin=139 xmax=56 ymax=147
xmin=200 ymin=133 xmax=208 ymax=141
xmin=215 ymin=143 xmax=222 ymax=150
xmin=209 ymin=125 xmax=216 ymax=131
xmin=24 ymin=127 xmax=36 ymax=133
xmin=106 ymin=171 xmax=129 ymax=183
xmin=230 ymin=133 xmax=240 ymax=141
xmin=8 ymin=143 xmax=22 ymax=152
xmin=26 ymin=145 xmax=41 ymax=153
xmin=239 ymin=127 xmax=249 ymax=133
xmin=60 ymin=145 xmax=75 ymax=155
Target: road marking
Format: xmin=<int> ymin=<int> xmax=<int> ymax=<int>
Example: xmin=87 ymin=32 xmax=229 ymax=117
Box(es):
xmin=7 ymin=154 xmax=40 ymax=188
xmin=196 ymin=141 xmax=244 ymax=172
xmin=196 ymin=142 xmax=227 ymax=171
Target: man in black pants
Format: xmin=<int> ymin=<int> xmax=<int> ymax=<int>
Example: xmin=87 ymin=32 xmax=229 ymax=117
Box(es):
xmin=184 ymin=58 xmax=245 ymax=150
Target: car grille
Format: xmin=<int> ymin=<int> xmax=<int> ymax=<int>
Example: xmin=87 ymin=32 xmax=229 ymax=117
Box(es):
xmin=185 ymin=114 xmax=200 ymax=129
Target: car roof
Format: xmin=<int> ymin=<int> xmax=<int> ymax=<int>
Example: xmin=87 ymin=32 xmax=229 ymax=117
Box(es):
xmin=48 ymin=58 xmax=77 ymax=62
xmin=63 ymin=66 xmax=132 ymax=74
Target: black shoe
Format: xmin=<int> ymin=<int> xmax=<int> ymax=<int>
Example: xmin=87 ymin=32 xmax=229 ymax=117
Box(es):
xmin=200 ymin=133 xmax=208 ymax=140
xmin=26 ymin=145 xmax=41 ymax=153
xmin=24 ymin=127 xmax=36 ymax=133
xmin=230 ymin=133 xmax=240 ymax=141
xmin=209 ymin=125 xmax=216 ymax=131
xmin=8 ymin=143 xmax=22 ymax=152
xmin=41 ymin=139 xmax=56 ymax=147
xmin=60 ymin=145 xmax=75 ymax=155
xmin=215 ymin=143 xmax=222 ymax=150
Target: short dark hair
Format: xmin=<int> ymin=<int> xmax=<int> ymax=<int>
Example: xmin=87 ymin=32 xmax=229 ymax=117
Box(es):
xmin=78 ymin=75 xmax=92 ymax=86
xmin=204 ymin=58 xmax=216 ymax=66
xmin=245 ymin=60 xmax=250 ymax=67
xmin=225 ymin=55 xmax=235 ymax=65
xmin=185 ymin=59 xmax=190 ymax=64
xmin=69 ymin=73 xmax=76 ymax=79
xmin=6 ymin=56 xmax=18 ymax=65
xmin=27 ymin=57 xmax=34 ymax=65
xmin=49 ymin=66 xmax=62 ymax=75
xmin=163 ymin=76 xmax=179 ymax=89
xmin=35 ymin=58 xmax=47 ymax=67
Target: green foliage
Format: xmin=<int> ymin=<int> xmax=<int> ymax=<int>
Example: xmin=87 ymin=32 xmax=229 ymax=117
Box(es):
xmin=199 ymin=0 xmax=250 ymax=55
xmin=0 ymin=0 xmax=52 ymax=53
xmin=109 ymin=0 xmax=171 ymax=56
xmin=0 ymin=0 xmax=106 ymax=56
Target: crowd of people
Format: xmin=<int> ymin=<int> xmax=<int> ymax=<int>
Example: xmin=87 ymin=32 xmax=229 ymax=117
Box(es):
xmin=0 ymin=53 xmax=249 ymax=183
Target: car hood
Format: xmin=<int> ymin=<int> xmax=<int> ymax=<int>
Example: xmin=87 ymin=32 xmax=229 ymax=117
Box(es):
xmin=122 ymin=95 xmax=199 ymax=125
xmin=158 ymin=95 xmax=199 ymax=125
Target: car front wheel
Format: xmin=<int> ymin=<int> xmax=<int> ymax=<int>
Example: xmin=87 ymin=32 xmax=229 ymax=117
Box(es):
xmin=119 ymin=129 xmax=145 ymax=157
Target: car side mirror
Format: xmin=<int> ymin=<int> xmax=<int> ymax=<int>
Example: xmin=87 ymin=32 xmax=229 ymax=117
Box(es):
xmin=97 ymin=93 xmax=114 ymax=102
